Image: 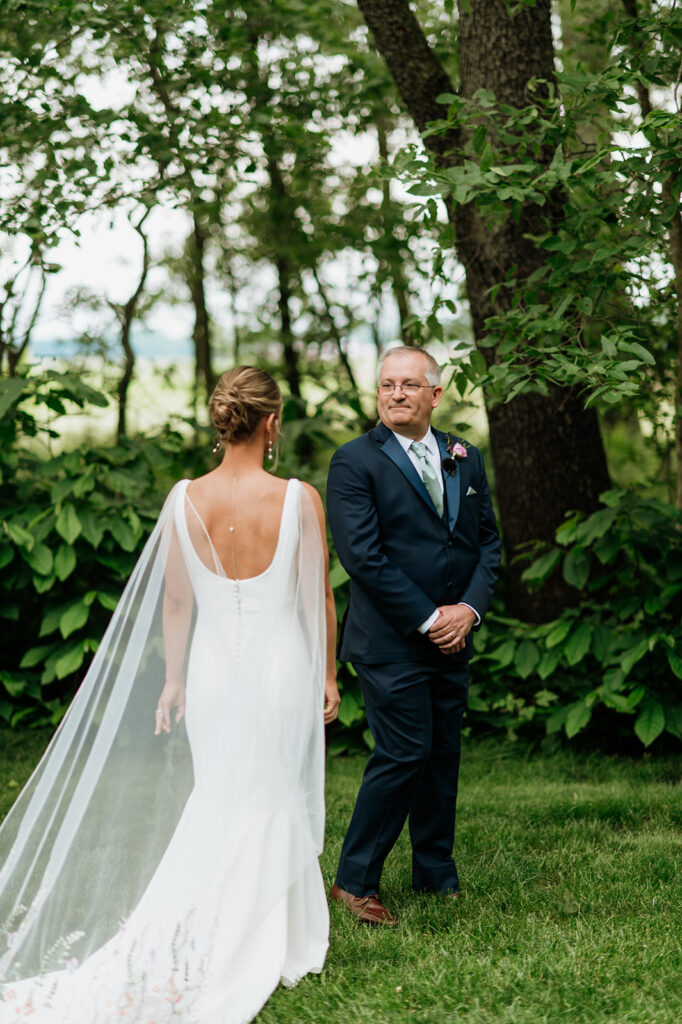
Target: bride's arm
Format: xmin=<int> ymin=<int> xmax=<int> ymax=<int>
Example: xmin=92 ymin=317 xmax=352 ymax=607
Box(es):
xmin=155 ymin=525 xmax=193 ymax=735
xmin=303 ymin=483 xmax=340 ymax=725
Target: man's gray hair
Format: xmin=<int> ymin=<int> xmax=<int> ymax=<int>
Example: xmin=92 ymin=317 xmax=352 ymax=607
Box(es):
xmin=377 ymin=346 xmax=442 ymax=387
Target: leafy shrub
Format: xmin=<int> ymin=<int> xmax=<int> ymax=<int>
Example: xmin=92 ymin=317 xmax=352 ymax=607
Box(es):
xmin=0 ymin=370 xmax=211 ymax=726
xmin=469 ymin=490 xmax=682 ymax=749
xmin=5 ymin=373 xmax=679 ymax=751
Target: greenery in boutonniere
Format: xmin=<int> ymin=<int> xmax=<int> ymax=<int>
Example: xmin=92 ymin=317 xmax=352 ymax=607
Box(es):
xmin=442 ymin=435 xmax=469 ymax=476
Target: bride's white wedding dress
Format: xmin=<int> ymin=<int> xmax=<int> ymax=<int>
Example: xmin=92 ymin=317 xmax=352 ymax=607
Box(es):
xmin=0 ymin=478 xmax=328 ymax=1023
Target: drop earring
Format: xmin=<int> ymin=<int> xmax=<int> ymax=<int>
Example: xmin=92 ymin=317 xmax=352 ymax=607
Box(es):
xmin=266 ymin=438 xmax=274 ymax=462
xmin=212 ymin=435 xmax=223 ymax=454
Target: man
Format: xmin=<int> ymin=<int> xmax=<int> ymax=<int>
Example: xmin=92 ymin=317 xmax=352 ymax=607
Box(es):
xmin=327 ymin=346 xmax=501 ymax=925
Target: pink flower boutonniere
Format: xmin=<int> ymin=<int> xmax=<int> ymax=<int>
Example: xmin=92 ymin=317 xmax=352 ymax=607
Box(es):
xmin=442 ymin=436 xmax=469 ymax=475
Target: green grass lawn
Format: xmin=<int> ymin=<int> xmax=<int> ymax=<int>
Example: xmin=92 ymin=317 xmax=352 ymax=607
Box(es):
xmin=2 ymin=731 xmax=681 ymax=1023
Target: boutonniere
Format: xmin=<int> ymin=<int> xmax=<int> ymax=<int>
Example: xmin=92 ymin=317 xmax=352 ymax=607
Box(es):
xmin=441 ymin=435 xmax=469 ymax=475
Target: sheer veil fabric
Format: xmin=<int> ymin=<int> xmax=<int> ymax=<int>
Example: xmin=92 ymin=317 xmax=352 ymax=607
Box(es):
xmin=0 ymin=478 xmax=329 ymax=1023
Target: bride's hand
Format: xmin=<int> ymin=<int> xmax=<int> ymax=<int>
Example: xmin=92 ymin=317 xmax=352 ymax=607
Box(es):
xmin=154 ymin=680 xmax=186 ymax=735
xmin=323 ymin=678 xmax=341 ymax=725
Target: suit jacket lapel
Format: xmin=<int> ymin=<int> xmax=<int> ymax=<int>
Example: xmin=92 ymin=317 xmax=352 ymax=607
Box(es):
xmin=434 ymin=430 xmax=461 ymax=532
xmin=375 ymin=424 xmax=439 ymax=517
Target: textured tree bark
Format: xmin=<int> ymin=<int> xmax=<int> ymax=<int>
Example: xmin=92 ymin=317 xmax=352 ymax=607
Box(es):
xmin=266 ymin=155 xmax=303 ymax=400
xmin=115 ymin=208 xmax=151 ymax=443
xmin=188 ymin=211 xmax=215 ymax=398
xmin=357 ymin=0 xmax=611 ymax=620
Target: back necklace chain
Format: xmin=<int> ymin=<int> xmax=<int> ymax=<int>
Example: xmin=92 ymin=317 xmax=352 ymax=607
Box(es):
xmin=227 ymin=468 xmax=262 ymax=581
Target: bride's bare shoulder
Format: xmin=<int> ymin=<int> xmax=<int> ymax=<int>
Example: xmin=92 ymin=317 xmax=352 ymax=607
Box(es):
xmin=300 ymin=480 xmax=323 ymax=509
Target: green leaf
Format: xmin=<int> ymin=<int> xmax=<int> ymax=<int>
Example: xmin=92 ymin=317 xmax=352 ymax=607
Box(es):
xmin=634 ymin=700 xmax=665 ymax=747
xmin=20 ymin=643 xmax=59 ymax=669
xmin=109 ymin=517 xmax=137 ymax=552
xmin=25 ymin=543 xmax=53 ymax=576
xmin=0 ymin=672 xmax=29 ymax=698
xmin=56 ymin=504 xmax=82 ymax=544
xmin=564 ymin=623 xmax=592 ymax=666
xmin=39 ymin=603 xmax=65 ymax=637
xmin=97 ymin=592 xmax=119 ymax=611
xmin=0 ymin=377 xmax=25 ymax=419
xmin=624 ymin=341 xmax=655 ymax=366
xmin=55 ymin=641 xmax=86 ymax=680
xmin=54 ymin=544 xmax=77 ymax=581
xmin=59 ymin=599 xmax=90 ymax=639
xmin=535 ymin=689 xmax=558 ymax=708
xmin=34 ymin=573 xmax=56 ymax=594
xmin=489 ymin=638 xmax=516 ymax=667
xmin=329 ymin=560 xmax=349 ymax=588
xmin=546 ymin=620 xmax=571 ymax=649
xmin=563 ymin=549 xmax=590 ymax=590
xmin=514 ymin=640 xmax=540 ymax=679
xmin=51 ymin=477 xmax=74 ymax=504
xmin=0 ymin=545 xmax=13 ymax=570
xmin=78 ymin=508 xmax=105 ymax=548
xmin=468 ymin=692 xmax=489 ymax=712
xmin=537 ymin=648 xmax=561 ymax=680
xmin=522 ymin=547 xmax=561 ymax=584
xmin=6 ymin=521 xmax=34 ymax=549
xmin=664 ymin=705 xmax=682 ymax=740
xmin=578 ymin=508 xmax=617 ymax=545
xmin=620 ymin=639 xmax=649 ymax=676
xmin=591 ymin=625 xmax=613 ymax=664
xmin=469 ymin=349 xmax=487 ymax=377
xmin=546 ymin=704 xmax=569 ymax=734
xmin=337 ymin=692 xmax=362 ymax=727
xmin=665 ymin=647 xmax=682 ymax=680
xmin=565 ymin=700 xmax=592 ymax=738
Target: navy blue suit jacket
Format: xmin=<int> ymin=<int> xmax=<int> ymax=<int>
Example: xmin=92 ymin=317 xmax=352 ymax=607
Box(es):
xmin=326 ymin=422 xmax=501 ymax=665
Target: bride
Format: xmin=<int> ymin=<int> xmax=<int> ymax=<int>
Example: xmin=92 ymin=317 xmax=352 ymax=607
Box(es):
xmin=0 ymin=366 xmax=340 ymax=1024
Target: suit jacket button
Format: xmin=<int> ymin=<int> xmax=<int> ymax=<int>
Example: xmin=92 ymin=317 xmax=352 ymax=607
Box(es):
xmin=447 ymin=540 xmax=453 ymax=548
xmin=447 ymin=581 xmax=453 ymax=587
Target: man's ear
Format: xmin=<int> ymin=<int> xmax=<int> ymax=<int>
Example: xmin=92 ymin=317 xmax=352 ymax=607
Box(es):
xmin=431 ymin=386 xmax=443 ymax=409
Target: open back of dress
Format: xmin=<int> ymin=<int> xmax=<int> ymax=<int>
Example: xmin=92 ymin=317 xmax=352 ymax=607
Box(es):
xmin=0 ymin=479 xmax=328 ymax=1024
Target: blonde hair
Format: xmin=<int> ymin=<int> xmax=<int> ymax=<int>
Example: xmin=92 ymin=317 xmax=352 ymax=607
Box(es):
xmin=377 ymin=346 xmax=442 ymax=387
xmin=209 ymin=366 xmax=282 ymax=442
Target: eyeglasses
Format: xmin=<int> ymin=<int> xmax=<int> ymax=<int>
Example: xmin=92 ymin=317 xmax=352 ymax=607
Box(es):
xmin=378 ymin=381 xmax=435 ymax=395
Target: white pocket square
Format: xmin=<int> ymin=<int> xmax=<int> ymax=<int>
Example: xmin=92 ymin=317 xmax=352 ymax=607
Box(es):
xmin=466 ymin=486 xmax=477 ymax=496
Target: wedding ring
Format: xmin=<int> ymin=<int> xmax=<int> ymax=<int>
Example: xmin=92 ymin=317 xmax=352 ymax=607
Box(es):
xmin=155 ymin=710 xmax=163 ymax=717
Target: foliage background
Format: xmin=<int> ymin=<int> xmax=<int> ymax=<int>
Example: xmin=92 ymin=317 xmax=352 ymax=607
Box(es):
xmin=2 ymin=0 xmax=682 ymax=753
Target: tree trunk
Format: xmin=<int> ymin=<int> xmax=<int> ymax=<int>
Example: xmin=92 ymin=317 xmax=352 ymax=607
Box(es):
xmin=267 ymin=155 xmax=303 ymax=399
xmin=1 ymin=256 xmax=47 ymax=377
xmin=117 ymin=318 xmax=135 ymax=443
xmin=188 ymin=210 xmax=214 ymax=399
xmin=357 ymin=0 xmax=611 ymax=620
xmin=115 ymin=208 xmax=151 ymax=443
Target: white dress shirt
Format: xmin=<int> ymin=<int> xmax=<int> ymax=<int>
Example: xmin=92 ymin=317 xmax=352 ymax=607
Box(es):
xmin=391 ymin=428 xmax=480 ymax=634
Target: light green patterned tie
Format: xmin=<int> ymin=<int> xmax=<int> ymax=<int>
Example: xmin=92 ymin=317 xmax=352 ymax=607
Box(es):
xmin=410 ymin=441 xmax=444 ymax=516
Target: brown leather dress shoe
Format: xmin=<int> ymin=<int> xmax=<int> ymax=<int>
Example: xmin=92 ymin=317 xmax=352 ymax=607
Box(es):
xmin=329 ymin=884 xmax=397 ymax=926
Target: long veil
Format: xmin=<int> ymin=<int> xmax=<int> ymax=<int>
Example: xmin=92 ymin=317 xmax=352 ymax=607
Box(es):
xmin=0 ymin=478 xmax=327 ymax=1014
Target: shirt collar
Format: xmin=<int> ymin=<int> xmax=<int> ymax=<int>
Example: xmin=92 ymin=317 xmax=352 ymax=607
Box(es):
xmin=392 ymin=428 xmax=437 ymax=456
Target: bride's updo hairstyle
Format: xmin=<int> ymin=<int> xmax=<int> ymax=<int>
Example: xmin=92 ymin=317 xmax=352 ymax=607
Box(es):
xmin=209 ymin=366 xmax=282 ymax=443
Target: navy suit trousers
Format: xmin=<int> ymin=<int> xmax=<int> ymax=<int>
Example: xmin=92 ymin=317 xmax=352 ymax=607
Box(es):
xmin=335 ymin=658 xmax=469 ymax=897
